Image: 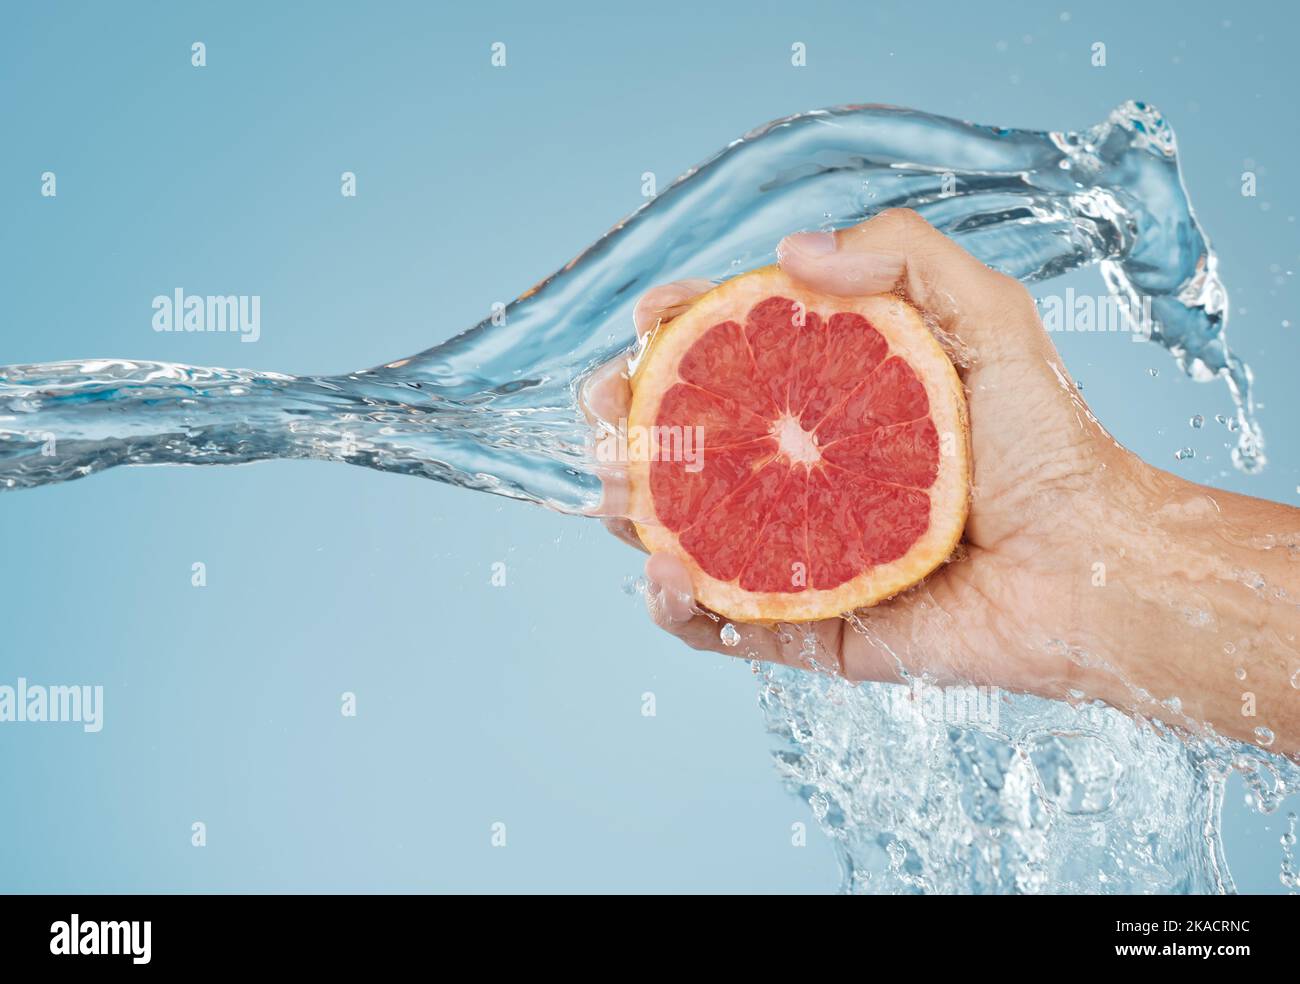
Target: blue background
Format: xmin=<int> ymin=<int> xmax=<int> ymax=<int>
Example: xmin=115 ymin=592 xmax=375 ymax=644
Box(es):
xmin=1 ymin=0 xmax=1295 ymax=892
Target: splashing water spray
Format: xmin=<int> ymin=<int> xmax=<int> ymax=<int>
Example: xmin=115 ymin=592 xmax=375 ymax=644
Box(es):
xmin=0 ymin=100 xmax=1263 ymax=503
xmin=2 ymin=101 xmax=1287 ymax=893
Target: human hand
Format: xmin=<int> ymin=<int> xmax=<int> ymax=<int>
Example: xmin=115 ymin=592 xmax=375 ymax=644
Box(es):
xmin=584 ymin=208 xmax=1300 ymax=755
xmin=584 ymin=208 xmax=1118 ymax=692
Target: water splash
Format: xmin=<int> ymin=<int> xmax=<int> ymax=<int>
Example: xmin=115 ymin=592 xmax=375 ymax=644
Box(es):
xmin=5 ymin=100 xmax=1286 ymax=893
xmin=759 ymin=661 xmax=1300 ymax=894
xmin=0 ymin=100 xmax=1263 ymax=507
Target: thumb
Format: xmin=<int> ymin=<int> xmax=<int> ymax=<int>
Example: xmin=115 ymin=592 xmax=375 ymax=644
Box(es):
xmin=777 ymin=208 xmax=1040 ymax=355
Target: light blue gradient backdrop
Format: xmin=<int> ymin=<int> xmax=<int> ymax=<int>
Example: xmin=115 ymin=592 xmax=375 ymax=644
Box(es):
xmin=1 ymin=1 xmax=1295 ymax=892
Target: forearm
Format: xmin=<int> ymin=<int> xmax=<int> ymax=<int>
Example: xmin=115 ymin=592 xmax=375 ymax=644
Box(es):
xmin=1066 ymin=452 xmax=1300 ymax=755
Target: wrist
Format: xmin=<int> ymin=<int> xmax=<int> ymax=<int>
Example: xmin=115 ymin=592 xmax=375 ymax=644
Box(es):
xmin=1048 ymin=450 xmax=1297 ymax=752
xmin=994 ymin=446 xmax=1173 ymax=707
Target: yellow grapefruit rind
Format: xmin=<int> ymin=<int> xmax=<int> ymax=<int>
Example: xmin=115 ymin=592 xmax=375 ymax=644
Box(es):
xmin=628 ymin=266 xmax=970 ymax=624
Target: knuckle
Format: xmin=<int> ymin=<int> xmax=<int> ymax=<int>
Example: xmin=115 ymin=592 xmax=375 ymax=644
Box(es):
xmin=632 ymin=290 xmax=668 ymax=321
xmin=878 ymin=207 xmax=932 ymax=233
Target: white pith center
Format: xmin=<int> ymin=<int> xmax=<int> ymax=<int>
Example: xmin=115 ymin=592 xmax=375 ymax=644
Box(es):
xmin=771 ymin=413 xmax=822 ymax=466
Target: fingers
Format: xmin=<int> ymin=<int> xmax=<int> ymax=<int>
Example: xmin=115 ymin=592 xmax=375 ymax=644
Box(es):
xmin=645 ymin=553 xmax=696 ymax=622
xmin=579 ymin=358 xmax=629 ymax=425
xmin=602 ymin=517 xmax=645 ymax=552
xmin=580 ymin=358 xmax=633 ymax=519
xmin=642 ymin=553 xmax=766 ymax=656
xmin=642 ymin=553 xmax=845 ymax=674
xmin=777 ymin=229 xmax=906 ymax=295
xmin=632 ymin=279 xmax=713 ymax=338
xmin=777 ymin=208 xmax=1040 ymax=355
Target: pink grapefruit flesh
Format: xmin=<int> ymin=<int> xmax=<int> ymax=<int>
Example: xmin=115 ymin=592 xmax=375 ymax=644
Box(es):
xmin=628 ymin=266 xmax=970 ymax=623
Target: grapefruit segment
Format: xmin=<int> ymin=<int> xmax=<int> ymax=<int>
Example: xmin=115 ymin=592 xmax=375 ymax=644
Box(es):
xmin=849 ymin=477 xmax=932 ymax=567
xmin=679 ymin=462 xmax=789 ymax=582
xmin=796 ymin=312 xmax=889 ymax=428
xmin=677 ymin=320 xmax=775 ymax=415
xmin=628 ymin=266 xmax=969 ymax=623
xmin=821 ymin=417 xmax=941 ymax=489
xmin=737 ymin=469 xmax=809 ymax=593
xmin=816 ymin=356 xmax=929 ymax=443
xmin=654 ymin=384 xmax=772 ymax=448
xmin=804 ymin=466 xmax=869 ymax=589
xmin=651 ymin=438 xmax=775 ymax=533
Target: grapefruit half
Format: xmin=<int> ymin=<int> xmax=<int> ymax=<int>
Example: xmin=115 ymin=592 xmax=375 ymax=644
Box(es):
xmin=627 ymin=266 xmax=969 ymax=623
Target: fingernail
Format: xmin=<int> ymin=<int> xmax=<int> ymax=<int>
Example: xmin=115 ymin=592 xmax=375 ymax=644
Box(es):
xmin=780 ymin=230 xmax=837 ymax=258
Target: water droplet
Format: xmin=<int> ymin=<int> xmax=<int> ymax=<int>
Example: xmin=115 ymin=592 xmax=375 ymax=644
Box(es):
xmin=1190 ymin=414 xmax=1204 ymax=428
xmin=1223 ymin=642 xmax=1236 ymax=655
xmin=720 ymin=623 xmax=741 ymax=647
xmin=1174 ymin=447 xmax=1195 ymax=460
xmin=1147 ymin=368 xmax=1159 ymax=377
xmin=1235 ymin=667 xmax=1247 ymax=681
xmin=1290 ymin=668 xmax=1300 ymax=689
xmin=1255 ymin=726 xmax=1276 ymax=747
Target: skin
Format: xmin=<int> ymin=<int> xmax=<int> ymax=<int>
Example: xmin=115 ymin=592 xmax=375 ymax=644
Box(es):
xmin=583 ymin=209 xmax=1300 ymax=758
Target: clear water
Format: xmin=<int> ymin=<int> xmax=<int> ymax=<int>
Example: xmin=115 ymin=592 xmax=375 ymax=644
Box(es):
xmin=758 ymin=657 xmax=1299 ymax=894
xmin=2 ymin=99 xmax=1291 ymax=894
xmin=0 ymin=100 xmax=1262 ymax=507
